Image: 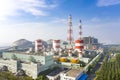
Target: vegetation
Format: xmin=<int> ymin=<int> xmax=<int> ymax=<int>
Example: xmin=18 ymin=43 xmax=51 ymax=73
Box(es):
xmin=28 ymin=56 xmax=36 ymax=62
xmin=11 ymin=54 xmax=17 ymax=60
xmin=79 ymin=61 xmax=86 ymax=67
xmin=0 ymin=68 xmax=55 ymax=80
xmin=36 ymin=75 xmax=48 ymax=80
xmin=0 ymin=71 xmax=32 ymax=80
xmin=104 ymin=45 xmax=120 ymax=53
xmin=87 ymin=54 xmax=101 ymax=74
xmin=94 ymin=53 xmax=120 ymax=80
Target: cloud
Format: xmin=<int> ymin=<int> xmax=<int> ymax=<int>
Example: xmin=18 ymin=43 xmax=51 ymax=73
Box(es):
xmin=97 ymin=0 xmax=120 ymax=7
xmin=90 ymin=17 xmax=101 ymax=22
xmin=0 ymin=0 xmax=57 ymax=21
xmin=51 ymin=18 xmax=67 ymax=24
xmin=83 ymin=19 xmax=120 ymax=44
xmin=0 ymin=21 xmax=67 ymax=45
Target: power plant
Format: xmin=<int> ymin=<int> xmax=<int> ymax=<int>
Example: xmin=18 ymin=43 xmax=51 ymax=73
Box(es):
xmin=0 ymin=15 xmax=103 ymax=80
xmin=30 ymin=15 xmax=101 ymax=62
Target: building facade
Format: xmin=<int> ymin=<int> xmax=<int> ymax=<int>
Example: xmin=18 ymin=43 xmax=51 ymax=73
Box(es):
xmin=0 ymin=52 xmax=54 ymax=79
xmin=83 ymin=36 xmax=99 ymax=50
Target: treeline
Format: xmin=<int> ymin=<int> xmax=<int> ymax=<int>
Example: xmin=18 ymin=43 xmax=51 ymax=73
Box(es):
xmin=104 ymin=45 xmax=120 ymax=53
xmin=0 ymin=71 xmax=33 ymax=80
xmin=94 ymin=54 xmax=120 ymax=80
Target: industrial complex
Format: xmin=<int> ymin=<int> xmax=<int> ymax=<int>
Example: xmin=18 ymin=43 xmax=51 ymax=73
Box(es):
xmin=0 ymin=15 xmax=103 ymax=80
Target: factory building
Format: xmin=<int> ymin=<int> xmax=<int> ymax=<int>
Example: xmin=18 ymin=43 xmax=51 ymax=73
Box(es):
xmin=0 ymin=52 xmax=54 ymax=79
xmin=83 ymin=36 xmax=99 ymax=50
xmin=60 ymin=68 xmax=85 ymax=80
xmin=46 ymin=68 xmax=88 ymax=80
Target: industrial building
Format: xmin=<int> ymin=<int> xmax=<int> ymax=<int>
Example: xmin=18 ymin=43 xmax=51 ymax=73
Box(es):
xmin=0 ymin=15 xmax=103 ymax=80
xmin=83 ymin=36 xmax=100 ymax=50
xmin=46 ymin=68 xmax=88 ymax=80
xmin=0 ymin=52 xmax=54 ymax=79
xmin=60 ymin=68 xmax=87 ymax=80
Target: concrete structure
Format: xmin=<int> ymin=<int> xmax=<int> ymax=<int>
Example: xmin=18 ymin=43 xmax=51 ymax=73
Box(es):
xmin=46 ymin=68 xmax=84 ymax=80
xmin=75 ymin=40 xmax=84 ymax=57
xmin=0 ymin=52 xmax=54 ymax=79
xmin=79 ymin=57 xmax=90 ymax=63
xmin=68 ymin=48 xmax=72 ymax=57
xmin=75 ymin=20 xmax=84 ymax=58
xmin=60 ymin=68 xmax=83 ymax=80
xmin=35 ymin=39 xmax=42 ymax=53
xmin=83 ymin=36 xmax=99 ymax=50
xmin=0 ymin=59 xmax=18 ymax=73
xmin=46 ymin=68 xmax=63 ymax=80
xmin=61 ymin=62 xmax=81 ymax=69
xmin=53 ymin=40 xmax=60 ymax=52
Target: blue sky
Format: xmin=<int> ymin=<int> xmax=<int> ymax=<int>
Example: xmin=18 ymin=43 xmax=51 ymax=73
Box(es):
xmin=0 ymin=0 xmax=120 ymax=46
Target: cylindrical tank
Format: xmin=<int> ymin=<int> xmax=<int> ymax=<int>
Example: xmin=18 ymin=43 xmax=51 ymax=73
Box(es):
xmin=75 ymin=40 xmax=84 ymax=51
xmin=70 ymin=58 xmax=79 ymax=63
xmin=75 ymin=39 xmax=84 ymax=57
xmin=53 ymin=40 xmax=60 ymax=51
xmin=59 ymin=57 xmax=67 ymax=62
xmin=35 ymin=39 xmax=42 ymax=52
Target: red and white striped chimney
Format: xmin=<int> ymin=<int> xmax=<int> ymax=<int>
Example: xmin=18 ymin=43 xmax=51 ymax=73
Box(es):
xmin=35 ymin=39 xmax=42 ymax=53
xmin=75 ymin=40 xmax=84 ymax=57
xmin=53 ymin=40 xmax=60 ymax=52
xmin=67 ymin=15 xmax=73 ymax=45
xmin=75 ymin=20 xmax=84 ymax=57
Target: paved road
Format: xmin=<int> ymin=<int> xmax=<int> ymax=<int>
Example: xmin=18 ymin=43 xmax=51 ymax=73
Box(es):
xmin=87 ymin=54 xmax=105 ymax=80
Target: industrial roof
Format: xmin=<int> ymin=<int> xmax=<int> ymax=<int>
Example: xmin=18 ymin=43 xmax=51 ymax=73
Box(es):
xmin=66 ymin=68 xmax=83 ymax=78
xmin=47 ymin=68 xmax=63 ymax=76
xmin=77 ymin=73 xmax=88 ymax=80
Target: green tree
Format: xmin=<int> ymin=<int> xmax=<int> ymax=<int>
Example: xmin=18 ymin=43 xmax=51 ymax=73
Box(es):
xmin=28 ymin=56 xmax=36 ymax=62
xmin=11 ymin=54 xmax=17 ymax=60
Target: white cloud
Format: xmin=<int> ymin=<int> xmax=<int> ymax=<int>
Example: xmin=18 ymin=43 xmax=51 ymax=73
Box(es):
xmin=97 ymin=0 xmax=120 ymax=7
xmin=1 ymin=18 xmax=120 ymax=45
xmin=0 ymin=21 xmax=67 ymax=46
xmin=0 ymin=0 xmax=57 ymax=20
xmin=91 ymin=17 xmax=101 ymax=22
xmin=83 ymin=19 xmax=120 ymax=44
xmin=51 ymin=18 xmax=67 ymax=24
xmin=0 ymin=0 xmax=17 ymax=20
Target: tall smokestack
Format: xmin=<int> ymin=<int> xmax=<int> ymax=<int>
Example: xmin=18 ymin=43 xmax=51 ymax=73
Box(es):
xmin=79 ymin=20 xmax=82 ymax=39
xmin=75 ymin=20 xmax=84 ymax=57
xmin=67 ymin=15 xmax=73 ymax=45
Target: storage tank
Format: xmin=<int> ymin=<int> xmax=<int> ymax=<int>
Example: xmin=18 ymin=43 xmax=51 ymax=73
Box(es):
xmin=53 ymin=40 xmax=60 ymax=51
xmin=59 ymin=57 xmax=67 ymax=62
xmin=35 ymin=39 xmax=42 ymax=53
xmin=70 ymin=58 xmax=79 ymax=63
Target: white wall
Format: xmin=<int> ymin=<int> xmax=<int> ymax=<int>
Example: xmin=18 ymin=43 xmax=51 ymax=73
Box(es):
xmin=0 ymin=59 xmax=18 ymax=73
